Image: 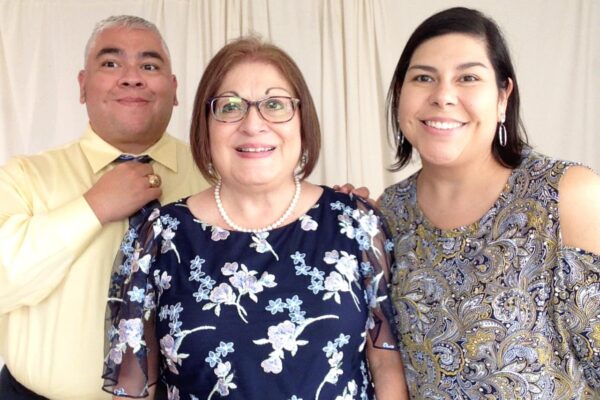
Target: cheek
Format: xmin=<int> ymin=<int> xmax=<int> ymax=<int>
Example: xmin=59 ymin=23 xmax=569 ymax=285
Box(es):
xmin=465 ymin=89 xmax=501 ymax=117
xmin=397 ymin=101 xmax=415 ymax=134
xmin=397 ymin=91 xmax=418 ymax=122
xmin=155 ymin=78 xmax=177 ymax=97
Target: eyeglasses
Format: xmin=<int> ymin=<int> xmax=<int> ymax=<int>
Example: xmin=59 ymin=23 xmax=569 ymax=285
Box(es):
xmin=208 ymin=95 xmax=300 ymax=123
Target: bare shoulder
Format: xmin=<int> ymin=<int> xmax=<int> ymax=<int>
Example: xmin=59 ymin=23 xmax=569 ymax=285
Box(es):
xmin=559 ymin=166 xmax=600 ymax=253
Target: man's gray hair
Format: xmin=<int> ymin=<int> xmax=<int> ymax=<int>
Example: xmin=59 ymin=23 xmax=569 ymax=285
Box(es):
xmin=84 ymin=15 xmax=171 ymax=66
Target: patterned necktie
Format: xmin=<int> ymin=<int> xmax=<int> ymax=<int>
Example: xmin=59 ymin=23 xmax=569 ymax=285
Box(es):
xmin=114 ymin=154 xmax=161 ymax=227
xmin=106 ymin=155 xmax=162 ymax=338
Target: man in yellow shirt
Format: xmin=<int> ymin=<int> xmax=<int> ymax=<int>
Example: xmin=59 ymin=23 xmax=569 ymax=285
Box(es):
xmin=0 ymin=15 xmax=207 ymax=399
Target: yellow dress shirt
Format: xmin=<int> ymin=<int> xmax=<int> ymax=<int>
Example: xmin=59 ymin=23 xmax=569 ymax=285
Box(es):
xmin=0 ymin=127 xmax=208 ymax=399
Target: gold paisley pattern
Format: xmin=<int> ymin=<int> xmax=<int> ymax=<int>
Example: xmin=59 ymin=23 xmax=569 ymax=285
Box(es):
xmin=381 ymin=150 xmax=600 ymax=399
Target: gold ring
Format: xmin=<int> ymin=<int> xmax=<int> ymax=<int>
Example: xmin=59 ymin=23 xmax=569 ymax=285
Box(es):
xmin=148 ymin=174 xmax=162 ymax=188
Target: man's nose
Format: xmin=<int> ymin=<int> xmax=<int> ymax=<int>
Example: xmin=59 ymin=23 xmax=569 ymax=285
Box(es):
xmin=118 ymin=66 xmax=145 ymax=88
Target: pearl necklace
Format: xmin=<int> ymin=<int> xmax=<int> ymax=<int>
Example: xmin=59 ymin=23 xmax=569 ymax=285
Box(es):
xmin=214 ymin=176 xmax=302 ymax=233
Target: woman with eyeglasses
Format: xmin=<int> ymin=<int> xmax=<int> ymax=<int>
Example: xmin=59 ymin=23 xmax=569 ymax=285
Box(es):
xmin=102 ymin=37 xmax=408 ymax=399
xmin=378 ymin=7 xmax=600 ymax=399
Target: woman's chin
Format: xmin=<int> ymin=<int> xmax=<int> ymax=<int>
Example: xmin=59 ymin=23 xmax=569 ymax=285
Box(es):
xmin=418 ymin=148 xmax=462 ymax=167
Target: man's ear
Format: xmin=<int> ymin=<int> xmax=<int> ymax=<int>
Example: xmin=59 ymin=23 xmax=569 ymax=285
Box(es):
xmin=172 ymin=74 xmax=179 ymax=106
xmin=78 ymin=70 xmax=86 ymax=104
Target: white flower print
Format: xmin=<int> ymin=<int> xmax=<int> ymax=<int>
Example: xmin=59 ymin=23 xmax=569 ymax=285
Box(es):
xmin=323 ymin=250 xmax=361 ymax=309
xmin=189 ymin=256 xmax=206 ymax=281
xmin=108 ymin=344 xmax=125 ymax=365
xmin=206 ymin=283 xmax=237 ymax=316
xmin=254 ymin=301 xmax=338 ymax=375
xmin=291 ymin=252 xmax=326 ymax=295
xmin=160 ymin=326 xmax=216 ymax=375
xmin=250 ymin=232 xmax=279 ymax=260
xmin=355 ymin=209 xmax=379 ymax=237
xmin=147 ymin=207 xmax=160 ymax=224
xmin=359 ymin=361 xmax=370 ymax=399
xmin=211 ymin=226 xmax=230 ymax=241
xmin=316 ymin=334 xmax=351 ymax=400
xmin=127 ymin=286 xmax=145 ymax=303
xmin=160 ymin=227 xmax=181 ymax=262
xmin=118 ymin=318 xmax=144 ymax=353
xmin=188 ymin=257 xmax=215 ymax=303
xmin=205 ymin=343 xmax=237 ymax=399
xmin=300 ymin=214 xmax=318 ymax=231
xmin=130 ymin=245 xmax=151 ymax=275
xmin=338 ymin=214 xmax=355 ymax=239
xmin=108 ymin=318 xmax=145 ymax=364
xmin=151 ymin=213 xmax=182 ymax=262
xmin=331 ymin=201 xmax=383 ymax=258
xmin=291 ymin=248 xmax=361 ymax=310
xmin=160 ymin=334 xmax=189 ymax=374
xmin=324 ymin=272 xmax=350 ymax=302
xmin=154 ymin=270 xmax=172 ymax=292
xmin=364 ymin=270 xmax=389 ymax=331
xmin=327 ymin=251 xmax=359 ymax=282
xmin=167 ymin=385 xmax=180 ymax=400
xmin=203 ymin=262 xmax=277 ymax=323
xmin=268 ymin=321 xmax=299 ymax=353
xmin=261 ymin=356 xmax=283 ymax=374
xmin=334 ymin=380 xmax=358 ymax=400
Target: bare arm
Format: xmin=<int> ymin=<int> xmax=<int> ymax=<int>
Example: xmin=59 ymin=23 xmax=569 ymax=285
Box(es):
xmin=367 ymin=337 xmax=409 ymax=400
xmin=559 ymin=166 xmax=600 ymax=254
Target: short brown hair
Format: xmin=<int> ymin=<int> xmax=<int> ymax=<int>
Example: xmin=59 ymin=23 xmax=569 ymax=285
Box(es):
xmin=190 ymin=36 xmax=321 ymax=184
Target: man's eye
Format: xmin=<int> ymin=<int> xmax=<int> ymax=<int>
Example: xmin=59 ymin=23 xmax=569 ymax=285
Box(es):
xmin=101 ymin=61 xmax=118 ymax=68
xmin=142 ymin=64 xmax=159 ymax=71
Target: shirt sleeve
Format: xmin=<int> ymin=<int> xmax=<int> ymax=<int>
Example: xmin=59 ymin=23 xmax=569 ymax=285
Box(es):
xmin=354 ymin=197 xmax=399 ymax=350
xmin=103 ymin=208 xmax=162 ymax=398
xmin=0 ymin=158 xmax=102 ymax=313
xmin=557 ymin=246 xmax=600 ymax=390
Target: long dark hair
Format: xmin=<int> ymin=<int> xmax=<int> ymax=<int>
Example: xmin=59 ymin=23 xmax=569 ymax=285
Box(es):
xmin=387 ymin=7 xmax=528 ymax=170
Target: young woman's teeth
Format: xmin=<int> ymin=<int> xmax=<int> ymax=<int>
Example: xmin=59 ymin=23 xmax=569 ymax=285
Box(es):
xmin=425 ymin=120 xmax=463 ymax=130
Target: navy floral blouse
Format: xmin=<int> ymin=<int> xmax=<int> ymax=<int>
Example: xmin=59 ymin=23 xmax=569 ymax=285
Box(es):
xmin=103 ymin=187 xmax=398 ymax=399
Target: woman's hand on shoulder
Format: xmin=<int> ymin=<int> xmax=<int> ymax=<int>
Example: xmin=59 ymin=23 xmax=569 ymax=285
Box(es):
xmin=559 ymin=166 xmax=600 ymax=254
xmin=333 ymin=183 xmax=376 ymax=206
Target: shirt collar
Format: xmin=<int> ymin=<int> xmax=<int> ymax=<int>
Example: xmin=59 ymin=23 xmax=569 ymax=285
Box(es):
xmin=80 ymin=126 xmax=179 ymax=174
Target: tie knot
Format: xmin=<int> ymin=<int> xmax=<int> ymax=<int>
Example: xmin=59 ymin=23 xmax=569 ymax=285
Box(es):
xmin=115 ymin=154 xmax=152 ymax=164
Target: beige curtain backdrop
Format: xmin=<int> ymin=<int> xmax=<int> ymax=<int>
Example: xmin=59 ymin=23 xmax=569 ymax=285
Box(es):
xmin=0 ymin=0 xmax=599 ymax=198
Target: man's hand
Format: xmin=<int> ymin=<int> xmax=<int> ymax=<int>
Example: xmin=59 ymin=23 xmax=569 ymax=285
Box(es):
xmin=84 ymin=162 xmax=162 ymax=224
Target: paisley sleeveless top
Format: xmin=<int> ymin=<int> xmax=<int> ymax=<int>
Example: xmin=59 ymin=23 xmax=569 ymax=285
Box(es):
xmin=380 ymin=150 xmax=600 ymax=399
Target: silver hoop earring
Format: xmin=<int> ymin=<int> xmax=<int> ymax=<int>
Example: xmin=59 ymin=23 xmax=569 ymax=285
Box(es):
xmin=396 ymin=131 xmax=405 ymax=145
xmin=498 ymin=116 xmax=507 ymax=147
